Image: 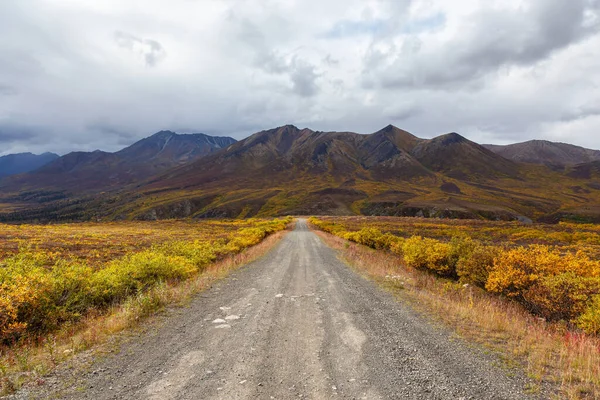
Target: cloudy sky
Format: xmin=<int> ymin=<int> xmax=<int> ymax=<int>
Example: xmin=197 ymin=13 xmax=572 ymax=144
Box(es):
xmin=1 ymin=0 xmax=599 ymax=155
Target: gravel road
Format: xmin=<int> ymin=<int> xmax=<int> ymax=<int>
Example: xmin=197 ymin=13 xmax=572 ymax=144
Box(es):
xmin=22 ymin=219 xmax=538 ymax=399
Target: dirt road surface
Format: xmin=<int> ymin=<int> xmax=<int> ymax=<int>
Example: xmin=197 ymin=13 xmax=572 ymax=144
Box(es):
xmin=18 ymin=219 xmax=538 ymax=399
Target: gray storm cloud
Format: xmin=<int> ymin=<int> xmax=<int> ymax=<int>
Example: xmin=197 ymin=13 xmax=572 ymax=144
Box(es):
xmin=365 ymin=0 xmax=600 ymax=89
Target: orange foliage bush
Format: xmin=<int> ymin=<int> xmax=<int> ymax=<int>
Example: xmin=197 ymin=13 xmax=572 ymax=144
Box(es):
xmin=456 ymin=244 xmax=499 ymax=288
xmin=310 ymin=216 xmax=600 ymax=334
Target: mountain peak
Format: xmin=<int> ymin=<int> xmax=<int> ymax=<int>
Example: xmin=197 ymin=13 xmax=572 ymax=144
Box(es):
xmin=272 ymin=124 xmax=301 ymax=134
xmin=370 ymin=125 xmax=422 ymax=152
xmin=377 ymin=124 xmax=414 ymax=135
xmin=437 ymin=132 xmax=467 ymax=145
xmin=150 ymin=130 xmax=177 ymax=139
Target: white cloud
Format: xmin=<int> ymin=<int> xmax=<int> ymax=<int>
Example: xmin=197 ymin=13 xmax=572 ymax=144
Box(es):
xmin=0 ymin=0 xmax=599 ymax=156
xmin=114 ymin=31 xmax=166 ymax=67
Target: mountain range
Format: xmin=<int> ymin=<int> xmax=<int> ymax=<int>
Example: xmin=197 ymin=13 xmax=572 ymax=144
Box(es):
xmin=0 ymin=131 xmax=236 ymax=192
xmin=0 ymin=152 xmax=59 ymax=179
xmin=1 ymin=125 xmax=599 ymax=223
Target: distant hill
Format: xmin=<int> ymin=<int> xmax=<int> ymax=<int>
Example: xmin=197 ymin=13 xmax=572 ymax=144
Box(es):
xmin=0 ymin=131 xmax=236 ymax=194
xmin=484 ymin=140 xmax=600 ymax=167
xmin=2 ymin=125 xmax=600 ymax=223
xmin=0 ymin=152 xmax=59 ymax=179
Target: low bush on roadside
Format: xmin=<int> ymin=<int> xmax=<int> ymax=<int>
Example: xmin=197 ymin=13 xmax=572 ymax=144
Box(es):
xmin=577 ymin=295 xmax=600 ymax=335
xmin=456 ymin=243 xmax=499 ymax=288
xmin=0 ymin=218 xmax=291 ymax=343
xmin=402 ymin=236 xmax=456 ymax=277
xmin=310 ymin=217 xmax=600 ymax=334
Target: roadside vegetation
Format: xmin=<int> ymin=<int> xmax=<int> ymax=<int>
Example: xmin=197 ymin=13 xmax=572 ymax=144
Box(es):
xmin=309 ymin=216 xmax=600 ymax=399
xmin=0 ymin=217 xmax=291 ymax=394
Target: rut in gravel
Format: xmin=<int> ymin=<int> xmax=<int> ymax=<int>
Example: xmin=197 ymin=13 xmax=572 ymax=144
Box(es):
xmin=17 ymin=219 xmax=541 ymax=400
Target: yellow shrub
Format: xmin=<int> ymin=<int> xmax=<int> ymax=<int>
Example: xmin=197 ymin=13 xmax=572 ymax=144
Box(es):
xmin=158 ymin=240 xmax=217 ymax=270
xmin=564 ymin=251 xmax=600 ymax=277
xmin=389 ymin=237 xmax=406 ymax=256
xmin=90 ymin=251 xmax=196 ymax=307
xmin=0 ymin=274 xmax=46 ymax=342
xmin=456 ymin=244 xmax=500 ymax=288
xmin=34 ymin=261 xmax=93 ymax=332
xmin=0 ymin=218 xmax=289 ymax=342
xmin=577 ymin=295 xmax=600 ymax=335
xmin=524 ymin=273 xmax=600 ymax=321
xmin=402 ymin=236 xmax=429 ymax=270
xmin=308 ymin=218 xmax=343 ymax=235
xmin=308 ymin=216 xmax=600 ymax=333
xmin=352 ymin=228 xmax=387 ymax=249
xmin=225 ymin=227 xmax=266 ymax=252
xmin=486 ymin=245 xmax=563 ymax=298
xmin=0 ymin=287 xmax=26 ymax=341
xmin=0 ymin=255 xmax=54 ymax=341
xmin=0 ymin=256 xmax=94 ymax=339
xmin=402 ymin=236 xmax=455 ymax=276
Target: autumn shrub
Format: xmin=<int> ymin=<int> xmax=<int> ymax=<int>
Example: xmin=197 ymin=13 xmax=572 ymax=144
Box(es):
xmin=485 ymin=245 xmax=563 ymax=299
xmin=90 ymin=251 xmax=196 ymax=307
xmin=354 ymin=228 xmax=385 ymax=248
xmin=0 ymin=218 xmax=290 ymax=342
xmin=402 ymin=236 xmax=456 ymax=277
xmin=577 ymin=295 xmax=600 ymax=334
xmin=310 ymin=217 xmax=600 ymax=332
xmin=0 ymin=252 xmax=97 ymax=340
xmin=225 ymin=228 xmax=266 ymax=252
xmin=308 ymin=218 xmax=346 ymax=236
xmin=0 ymin=288 xmax=24 ymax=341
xmin=0 ymin=267 xmax=48 ymax=342
xmin=563 ymin=251 xmax=600 ymax=277
xmin=456 ymin=244 xmax=500 ymax=288
xmin=484 ymin=245 xmax=600 ymax=325
xmin=448 ymin=236 xmax=477 ymax=269
xmin=34 ymin=261 xmax=93 ymax=332
xmin=389 ymin=237 xmax=406 ymax=256
xmin=158 ymin=240 xmax=218 ymax=270
xmin=342 ymin=228 xmax=396 ymax=250
xmin=523 ymin=273 xmax=600 ymax=321
xmin=399 ymin=236 xmax=429 ymax=269
xmin=376 ymin=232 xmax=402 ymax=250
